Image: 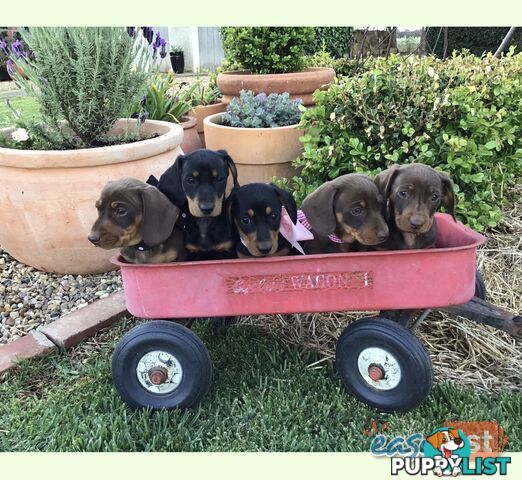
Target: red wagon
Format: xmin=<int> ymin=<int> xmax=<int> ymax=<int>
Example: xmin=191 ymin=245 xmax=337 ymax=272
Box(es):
xmin=110 ymin=214 xmax=521 ymax=412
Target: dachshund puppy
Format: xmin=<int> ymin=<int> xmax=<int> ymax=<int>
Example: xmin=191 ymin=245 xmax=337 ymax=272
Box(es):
xmin=152 ymin=149 xmax=239 ymax=260
xmin=374 ymin=164 xmax=456 ymax=250
xmin=88 ymin=178 xmax=185 ymax=264
xmin=229 ymin=183 xmax=298 ymax=258
xmin=300 ymin=174 xmax=389 ymax=254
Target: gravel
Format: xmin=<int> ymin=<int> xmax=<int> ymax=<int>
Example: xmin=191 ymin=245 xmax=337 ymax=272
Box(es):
xmin=0 ymin=247 xmax=122 ymax=344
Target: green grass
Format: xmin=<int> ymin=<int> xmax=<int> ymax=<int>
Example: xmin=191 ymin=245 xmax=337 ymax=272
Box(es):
xmin=0 ymin=319 xmax=520 ymax=452
xmin=0 ymin=95 xmax=40 ymax=128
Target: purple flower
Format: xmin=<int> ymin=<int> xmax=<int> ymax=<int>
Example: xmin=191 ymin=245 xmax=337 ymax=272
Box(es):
xmin=152 ymin=42 xmax=158 ymax=59
xmin=155 ymin=32 xmax=161 ymax=48
xmin=159 ymin=38 xmax=166 ymax=47
xmin=140 ymin=95 xmax=147 ymax=108
xmin=0 ymin=40 xmax=8 ymax=55
xmin=126 ymin=27 xmax=136 ymax=37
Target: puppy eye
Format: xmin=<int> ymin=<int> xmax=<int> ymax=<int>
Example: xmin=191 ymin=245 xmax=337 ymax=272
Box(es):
xmin=241 ymin=216 xmax=251 ymax=225
xmin=186 ymin=177 xmax=196 ymax=185
xmin=114 ymin=207 xmax=127 ymax=216
xmin=431 ymin=193 xmax=440 ymax=202
xmin=351 ymin=207 xmax=363 ymax=216
xmin=216 ymin=176 xmax=226 ymax=183
xmin=398 ymin=190 xmax=409 ymax=199
xmin=270 ymin=212 xmax=279 ymax=220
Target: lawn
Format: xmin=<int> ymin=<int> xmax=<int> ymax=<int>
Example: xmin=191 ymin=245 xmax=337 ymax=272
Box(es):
xmin=0 ymin=318 xmax=520 ymax=452
xmin=0 ymin=95 xmax=40 ymax=128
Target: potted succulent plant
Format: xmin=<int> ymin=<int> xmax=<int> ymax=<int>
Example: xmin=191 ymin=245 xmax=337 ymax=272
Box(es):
xmin=186 ymin=72 xmax=225 ymax=147
xmin=218 ymin=27 xmax=336 ymax=106
xmin=126 ymin=72 xmax=201 ymax=153
xmin=169 ymin=45 xmax=184 ymax=74
xmin=0 ymin=27 xmax=184 ymax=274
xmin=204 ymin=90 xmax=304 ymax=184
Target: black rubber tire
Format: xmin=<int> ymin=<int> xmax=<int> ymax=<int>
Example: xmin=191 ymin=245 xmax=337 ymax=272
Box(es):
xmin=335 ymin=317 xmax=433 ymax=413
xmin=475 ymin=270 xmax=487 ymax=300
xmin=112 ymin=320 xmax=212 ymax=410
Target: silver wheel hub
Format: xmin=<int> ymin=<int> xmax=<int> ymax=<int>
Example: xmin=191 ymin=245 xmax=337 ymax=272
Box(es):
xmin=136 ymin=350 xmax=183 ymax=394
xmin=357 ymin=347 xmax=401 ymax=390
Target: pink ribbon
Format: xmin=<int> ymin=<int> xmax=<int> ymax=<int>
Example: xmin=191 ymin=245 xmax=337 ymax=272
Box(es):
xmin=279 ymin=207 xmax=314 ymax=255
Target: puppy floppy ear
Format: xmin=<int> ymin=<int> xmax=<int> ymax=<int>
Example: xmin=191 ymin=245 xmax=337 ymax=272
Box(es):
xmin=157 ymin=154 xmax=186 ymax=206
xmin=425 ymin=431 xmax=444 ymax=451
xmin=217 ymin=149 xmax=239 ymax=188
xmin=374 ymin=165 xmax=401 ymax=200
xmin=270 ymin=184 xmax=297 ymax=223
xmin=301 ymin=182 xmax=338 ymax=235
xmin=139 ymin=185 xmax=180 ymax=246
xmin=438 ymin=171 xmax=456 ymax=221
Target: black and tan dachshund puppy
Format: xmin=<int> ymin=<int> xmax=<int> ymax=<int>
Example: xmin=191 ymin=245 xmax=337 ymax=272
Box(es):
xmin=229 ymin=183 xmax=298 ymax=258
xmin=300 ymin=174 xmax=389 ymax=254
xmin=150 ymin=149 xmax=240 ymax=260
xmin=88 ymin=178 xmax=185 ymax=264
xmin=374 ymin=164 xmax=456 ymax=250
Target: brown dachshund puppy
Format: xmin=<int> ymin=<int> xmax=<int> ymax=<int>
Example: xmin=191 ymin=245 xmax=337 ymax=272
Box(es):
xmin=374 ymin=164 xmax=456 ymax=250
xmin=88 ymin=178 xmax=185 ymax=264
xmin=300 ymin=174 xmax=389 ymax=254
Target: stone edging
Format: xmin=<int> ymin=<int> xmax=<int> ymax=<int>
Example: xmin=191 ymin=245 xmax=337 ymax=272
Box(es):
xmin=0 ymin=291 xmax=127 ymax=376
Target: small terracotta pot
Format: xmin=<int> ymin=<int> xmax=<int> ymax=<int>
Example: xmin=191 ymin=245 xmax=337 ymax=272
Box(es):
xmin=188 ymin=102 xmax=227 ymax=147
xmin=179 ymin=115 xmax=201 ymax=154
xmin=217 ymin=67 xmax=336 ymax=106
xmin=0 ymin=119 xmax=183 ymax=274
xmin=204 ymin=113 xmax=303 ymax=185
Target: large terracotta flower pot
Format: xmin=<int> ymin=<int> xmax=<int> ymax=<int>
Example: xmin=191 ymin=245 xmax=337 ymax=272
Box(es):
xmin=179 ymin=115 xmax=201 ymax=154
xmin=217 ymin=67 xmax=336 ymax=106
xmin=204 ymin=113 xmax=303 ymax=185
xmin=0 ymin=119 xmax=183 ymax=274
xmin=188 ymin=102 xmax=227 ymax=147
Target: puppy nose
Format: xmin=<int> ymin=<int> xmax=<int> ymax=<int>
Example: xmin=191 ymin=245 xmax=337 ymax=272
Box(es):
xmin=410 ymin=216 xmax=425 ymax=229
xmin=257 ymin=241 xmax=272 ymax=255
xmin=377 ymin=230 xmax=389 ymax=242
xmin=200 ymin=202 xmax=214 ymax=215
xmin=88 ymin=232 xmax=100 ymax=245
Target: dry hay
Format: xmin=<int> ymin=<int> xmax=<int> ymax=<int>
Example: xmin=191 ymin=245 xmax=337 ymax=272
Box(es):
xmin=238 ymin=187 xmax=522 ymax=393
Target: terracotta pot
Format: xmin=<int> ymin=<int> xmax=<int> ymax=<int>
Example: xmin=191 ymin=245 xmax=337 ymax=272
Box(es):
xmin=188 ymin=102 xmax=227 ymax=147
xmin=0 ymin=119 xmax=183 ymax=274
xmin=217 ymin=67 xmax=336 ymax=106
xmin=204 ymin=113 xmax=303 ymax=185
xmin=179 ymin=115 xmax=201 ymax=154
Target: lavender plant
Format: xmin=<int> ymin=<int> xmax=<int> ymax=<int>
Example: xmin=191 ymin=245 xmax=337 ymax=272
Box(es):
xmin=223 ymin=90 xmax=303 ymax=128
xmin=6 ymin=27 xmax=166 ymax=149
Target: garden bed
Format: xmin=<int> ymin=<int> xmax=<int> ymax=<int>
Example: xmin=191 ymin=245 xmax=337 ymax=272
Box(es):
xmin=0 ymin=246 xmax=121 ymax=344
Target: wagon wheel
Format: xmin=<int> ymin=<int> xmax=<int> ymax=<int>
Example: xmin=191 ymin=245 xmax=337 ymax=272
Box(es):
xmin=112 ymin=320 xmax=212 ymax=410
xmin=335 ymin=317 xmax=433 ymax=413
xmin=475 ymin=270 xmax=487 ymax=300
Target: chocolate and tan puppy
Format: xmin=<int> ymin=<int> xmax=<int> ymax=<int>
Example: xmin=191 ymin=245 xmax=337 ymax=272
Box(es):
xmin=374 ymin=164 xmax=456 ymax=250
xmin=88 ymin=178 xmax=185 ymax=264
xmin=300 ymin=174 xmax=389 ymax=254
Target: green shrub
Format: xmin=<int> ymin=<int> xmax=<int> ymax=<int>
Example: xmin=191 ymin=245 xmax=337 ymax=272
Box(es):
xmin=125 ymin=72 xmax=194 ymax=123
xmin=304 ymin=27 xmax=353 ymax=58
xmin=223 ymin=90 xmax=302 ymax=128
xmin=220 ymin=27 xmax=314 ymax=74
xmin=7 ymin=27 xmax=162 ymax=149
xmin=426 ymin=27 xmax=522 ymax=57
xmin=292 ymin=51 xmax=522 ymax=231
xmin=304 ymin=50 xmax=361 ymax=77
